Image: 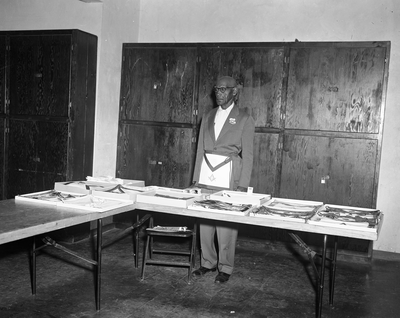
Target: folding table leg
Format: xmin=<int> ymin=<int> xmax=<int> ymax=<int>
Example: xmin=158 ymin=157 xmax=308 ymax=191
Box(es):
xmin=317 ymin=235 xmax=328 ymax=318
xmin=31 ymin=237 xmax=36 ymax=295
xmin=329 ymin=236 xmax=338 ymax=306
xmin=96 ymin=218 xmax=103 ymax=311
xmin=134 ymin=214 xmax=140 ymax=268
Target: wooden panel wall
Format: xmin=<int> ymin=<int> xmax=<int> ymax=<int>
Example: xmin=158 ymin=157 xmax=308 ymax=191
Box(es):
xmin=197 ymin=46 xmax=285 ymax=128
xmin=0 ymin=36 xmax=5 ymax=115
xmin=117 ymin=42 xmax=390 ymax=254
xmin=117 ymin=124 xmax=195 ymax=188
xmin=286 ymin=46 xmax=386 ymax=133
xmin=118 ymin=44 xmax=287 ymax=193
xmin=0 ymin=120 xmax=4 ymax=198
xmin=251 ymin=132 xmax=280 ymax=196
xmin=280 ymin=134 xmax=378 ymax=207
xmin=0 ymin=36 xmax=5 ymax=198
xmin=119 ymin=47 xmax=197 ymax=123
xmin=7 ymin=120 xmax=68 ymax=197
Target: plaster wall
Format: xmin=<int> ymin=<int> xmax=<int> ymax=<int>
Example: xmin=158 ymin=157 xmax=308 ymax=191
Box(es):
xmin=0 ymin=0 xmax=102 ymax=34
xmin=93 ymin=0 xmax=140 ymax=177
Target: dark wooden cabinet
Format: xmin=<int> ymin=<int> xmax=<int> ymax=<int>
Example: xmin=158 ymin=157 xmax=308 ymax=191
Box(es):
xmin=117 ymin=124 xmax=195 ymax=188
xmin=0 ymin=36 xmax=5 ymax=194
xmin=117 ymin=44 xmax=287 ymax=194
xmin=282 ymin=44 xmax=388 ymax=208
xmin=119 ymin=45 xmax=197 ymax=123
xmin=117 ymin=41 xmax=390 ymax=255
xmin=286 ymin=45 xmax=386 ymax=133
xmin=0 ymin=30 xmax=97 ymax=199
xmin=196 ymin=45 xmax=286 ymax=196
xmin=117 ymin=45 xmax=198 ymax=188
xmin=197 ymin=45 xmax=285 ymax=129
xmin=280 ymin=135 xmax=378 ymax=207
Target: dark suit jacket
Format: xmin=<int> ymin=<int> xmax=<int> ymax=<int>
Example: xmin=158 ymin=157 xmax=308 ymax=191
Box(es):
xmin=192 ymin=104 xmax=255 ymax=190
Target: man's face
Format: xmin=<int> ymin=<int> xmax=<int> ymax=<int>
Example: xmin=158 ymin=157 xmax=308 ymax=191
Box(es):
xmin=214 ymin=78 xmax=236 ymax=109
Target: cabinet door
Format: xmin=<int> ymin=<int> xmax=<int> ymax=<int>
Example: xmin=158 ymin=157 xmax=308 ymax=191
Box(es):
xmin=36 ymin=121 xmax=68 ymax=176
xmin=198 ymin=46 xmax=285 ymax=128
xmin=280 ymin=134 xmax=378 ymax=208
xmin=120 ymin=46 xmax=197 ymax=123
xmin=251 ymin=132 xmax=280 ymax=195
xmin=7 ymin=120 xmax=37 ymax=197
xmin=7 ymin=119 xmax=68 ymax=198
xmin=0 ymin=36 xmax=5 ymax=198
xmin=286 ymin=46 xmax=387 ymax=133
xmin=116 ymin=124 xmax=195 ymax=188
xmin=0 ymin=119 xmax=4 ymax=198
xmin=0 ymin=35 xmax=5 ymax=114
xmin=9 ymin=34 xmax=71 ymax=117
xmin=198 ymin=46 xmax=285 ymax=195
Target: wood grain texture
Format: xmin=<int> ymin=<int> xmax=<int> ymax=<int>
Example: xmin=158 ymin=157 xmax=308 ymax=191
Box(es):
xmin=37 ymin=121 xmax=68 ymax=174
xmin=116 ymin=124 xmax=195 ymax=189
xmin=251 ymin=132 xmax=279 ymax=195
xmin=198 ymin=46 xmax=284 ymax=128
xmin=0 ymin=35 xmax=5 ymax=114
xmin=7 ymin=120 xmax=68 ymax=197
xmin=280 ymin=134 xmax=378 ymax=208
xmin=9 ymin=34 xmax=71 ymax=117
xmin=8 ymin=119 xmax=37 ymax=171
xmin=3 ymin=30 xmax=97 ymax=199
xmin=0 ymin=120 xmax=4 ymax=198
xmin=286 ymin=47 xmax=386 ymax=133
xmin=68 ymin=31 xmax=97 ymax=180
xmin=117 ymin=42 xmax=389 ymax=255
xmin=120 ymin=47 xmax=197 ymax=123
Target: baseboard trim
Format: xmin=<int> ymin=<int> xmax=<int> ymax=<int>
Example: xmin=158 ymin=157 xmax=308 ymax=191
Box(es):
xmin=372 ymin=249 xmax=400 ymax=261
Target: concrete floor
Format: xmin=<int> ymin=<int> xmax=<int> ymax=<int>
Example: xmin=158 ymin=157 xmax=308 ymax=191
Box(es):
xmin=0 ymin=223 xmax=399 ymax=318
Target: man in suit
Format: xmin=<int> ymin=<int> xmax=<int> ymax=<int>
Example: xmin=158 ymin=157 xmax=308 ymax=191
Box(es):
xmin=191 ymin=76 xmax=255 ymax=283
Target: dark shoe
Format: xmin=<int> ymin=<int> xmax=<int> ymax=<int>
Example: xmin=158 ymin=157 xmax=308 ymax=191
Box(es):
xmin=192 ymin=266 xmax=217 ymax=277
xmin=215 ymin=272 xmax=230 ymax=283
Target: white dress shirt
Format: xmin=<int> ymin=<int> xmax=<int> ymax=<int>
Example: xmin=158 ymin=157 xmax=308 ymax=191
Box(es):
xmin=214 ymin=103 xmax=234 ymax=139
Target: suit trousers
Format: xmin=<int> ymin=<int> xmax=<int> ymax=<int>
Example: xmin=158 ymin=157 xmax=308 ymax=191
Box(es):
xmin=199 ymin=219 xmax=238 ymax=275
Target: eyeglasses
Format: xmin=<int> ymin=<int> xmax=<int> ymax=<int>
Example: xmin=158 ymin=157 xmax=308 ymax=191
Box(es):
xmin=213 ymin=86 xmax=235 ymax=94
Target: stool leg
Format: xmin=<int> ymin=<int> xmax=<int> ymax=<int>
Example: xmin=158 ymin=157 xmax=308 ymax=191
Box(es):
xmin=134 ymin=228 xmax=139 ymax=268
xmin=148 ymin=218 xmax=154 ymax=259
xmin=141 ymin=233 xmax=151 ymax=281
xmin=192 ymin=222 xmax=197 ymax=269
xmin=188 ymin=224 xmax=197 ymax=284
xmin=133 ymin=214 xmax=140 ymax=268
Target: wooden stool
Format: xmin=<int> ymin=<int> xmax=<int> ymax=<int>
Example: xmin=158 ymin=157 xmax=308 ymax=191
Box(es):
xmin=141 ymin=217 xmax=197 ymax=284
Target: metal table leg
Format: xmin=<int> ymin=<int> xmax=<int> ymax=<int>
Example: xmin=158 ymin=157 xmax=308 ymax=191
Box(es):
xmin=288 ymin=232 xmax=333 ymax=318
xmin=96 ymin=218 xmax=103 ymax=311
xmin=29 ymin=218 xmax=106 ymax=310
xmin=32 ymin=237 xmax=36 ymax=295
xmin=329 ymin=236 xmax=338 ymax=306
xmin=317 ymin=234 xmax=328 ymax=318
